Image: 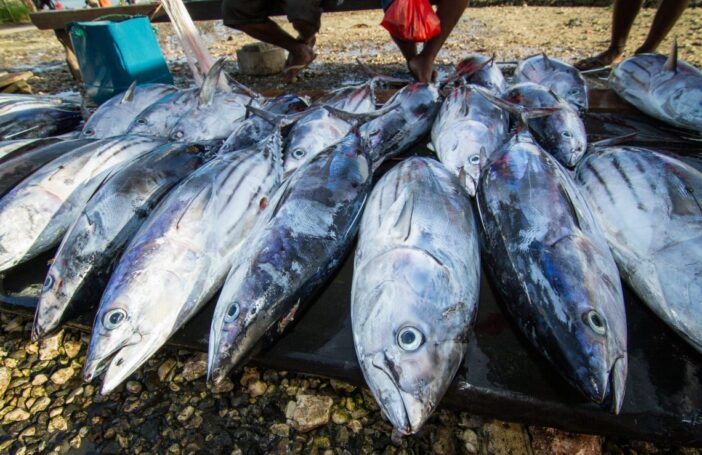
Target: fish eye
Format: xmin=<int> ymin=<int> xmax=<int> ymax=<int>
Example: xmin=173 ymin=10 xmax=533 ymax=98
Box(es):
xmin=469 ymin=154 xmax=481 ymax=165
xmin=172 ymin=130 xmax=184 ymax=140
xmin=224 ymin=302 xmax=240 ymax=322
xmin=136 ymin=118 xmax=146 ymax=125
xmin=369 ymin=128 xmax=381 ymax=137
xmin=561 ymin=130 xmax=573 ymax=138
xmin=396 ymin=326 xmax=424 ymax=352
xmin=569 ymin=88 xmax=581 ymax=95
xmin=42 ymin=275 xmax=54 ymax=291
xmin=83 ymin=128 xmax=94 ymax=136
xmin=103 ymin=309 xmax=127 ymax=330
xmin=583 ymin=310 xmax=607 ymax=335
xmin=291 ymin=148 xmax=305 ymax=160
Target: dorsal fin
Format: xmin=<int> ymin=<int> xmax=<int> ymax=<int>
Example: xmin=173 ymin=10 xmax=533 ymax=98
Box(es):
xmin=245 ymin=105 xmax=307 ymax=128
xmin=120 ymin=81 xmax=138 ymax=104
xmin=322 ymin=102 xmax=399 ymax=127
xmin=383 ymin=187 xmax=415 ymax=242
xmin=542 ymin=53 xmax=553 ymax=70
xmin=198 ymin=57 xmax=227 ymax=106
xmin=664 ymin=39 xmax=678 ymax=73
xmin=589 ymin=133 xmax=637 ymax=151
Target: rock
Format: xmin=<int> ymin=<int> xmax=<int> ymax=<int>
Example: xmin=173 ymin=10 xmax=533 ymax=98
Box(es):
xmin=63 ymin=341 xmax=81 ymax=359
xmin=329 ymin=379 xmax=356 ymax=393
xmin=248 ymin=380 xmax=267 ymax=398
xmin=284 ymin=400 xmax=297 ymax=420
xmin=157 ymin=359 xmax=177 ymax=382
xmin=167 ymin=443 xmax=181 ymax=454
xmin=432 ymin=427 xmax=456 ymax=455
xmin=271 ymin=423 xmax=290 ymax=438
xmin=181 ymin=354 xmax=207 ymax=382
xmin=50 ymin=367 xmax=74 ymax=385
xmin=69 ymin=434 xmax=82 ymax=449
xmin=529 ymin=427 xmax=603 ymax=455
xmin=19 ymin=426 xmax=36 ymax=438
xmin=29 ymin=397 xmax=50 ymax=414
xmin=239 ymin=367 xmax=260 ymax=387
xmin=65 ymin=387 xmax=83 ymax=404
xmin=0 ymin=367 xmax=11 ymax=398
xmin=117 ymin=434 xmax=130 ymax=449
xmin=30 ymin=386 xmax=45 ymax=398
xmin=348 ymin=419 xmax=363 ymax=434
xmin=31 ymin=375 xmax=48 ymax=386
xmin=331 ymin=409 xmax=350 ymax=425
xmin=126 ymin=381 xmax=142 ymax=394
xmin=24 ymin=342 xmax=38 ymax=355
xmin=48 ymin=415 xmax=68 ymax=432
xmin=211 ymin=378 xmax=234 ymax=394
xmin=482 ymin=421 xmax=532 ymax=455
xmin=458 ymin=429 xmax=479 ymax=454
xmin=39 ymin=331 xmax=64 ymax=361
xmin=189 ymin=414 xmax=203 ymax=429
xmin=49 ymin=406 xmax=63 ymax=418
xmin=177 ymin=406 xmax=195 ymax=423
xmin=290 ymin=395 xmax=333 ymax=432
xmin=3 ymin=407 xmax=30 ymax=424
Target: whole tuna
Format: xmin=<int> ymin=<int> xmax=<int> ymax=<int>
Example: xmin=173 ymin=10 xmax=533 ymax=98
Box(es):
xmin=0 ymin=136 xmax=165 ymax=272
xmin=516 ymin=53 xmax=588 ymax=113
xmin=452 ymin=53 xmax=507 ymax=93
xmin=609 ymin=44 xmax=702 ymax=132
xmin=83 ymin=131 xmax=284 ymax=393
xmin=32 ymin=143 xmax=211 ymax=339
xmin=208 ymin=132 xmax=372 ymax=384
xmin=0 ymin=139 xmax=94 ymax=198
xmin=352 ymin=157 xmax=480 ymax=434
xmin=431 ymin=83 xmax=508 ymax=195
xmin=80 ymin=83 xmax=178 ymax=139
xmin=477 ymin=129 xmax=627 ymax=412
xmin=575 ymin=147 xmax=702 ymax=352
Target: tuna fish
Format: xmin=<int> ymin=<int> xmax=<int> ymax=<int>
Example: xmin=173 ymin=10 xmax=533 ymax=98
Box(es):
xmin=83 ymin=130 xmax=284 ymax=393
xmin=451 ymin=53 xmax=507 ymax=93
xmin=431 ymin=83 xmax=508 ymax=195
xmin=80 ymin=83 xmax=178 ymax=139
xmin=208 ymin=131 xmax=372 ymax=384
xmin=32 ymin=143 xmax=211 ymax=340
xmin=0 ymin=104 xmax=83 ymax=140
xmin=609 ymin=43 xmax=702 ymax=132
xmin=0 ymin=139 xmax=94 ymax=198
xmin=575 ymin=147 xmax=702 ymax=352
xmin=476 ymin=129 xmax=627 ymax=413
xmin=352 ymin=157 xmax=480 ymax=434
xmin=0 ymin=136 xmax=165 ymax=272
xmin=476 ymin=83 xmax=587 ymax=167
xmin=516 ymin=53 xmax=589 ymax=113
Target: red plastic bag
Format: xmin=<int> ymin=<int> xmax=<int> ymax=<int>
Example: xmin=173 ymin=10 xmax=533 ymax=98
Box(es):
xmin=381 ymin=0 xmax=441 ymax=43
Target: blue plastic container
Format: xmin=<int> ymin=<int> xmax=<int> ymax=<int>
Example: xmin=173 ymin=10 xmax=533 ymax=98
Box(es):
xmin=69 ymin=16 xmax=173 ymax=104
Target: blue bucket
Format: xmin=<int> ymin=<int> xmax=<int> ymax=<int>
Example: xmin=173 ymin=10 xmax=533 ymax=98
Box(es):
xmin=69 ymin=16 xmax=174 ymax=104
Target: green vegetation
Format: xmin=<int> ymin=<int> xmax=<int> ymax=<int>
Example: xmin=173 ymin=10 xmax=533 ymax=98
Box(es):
xmin=0 ymin=1 xmax=30 ymax=24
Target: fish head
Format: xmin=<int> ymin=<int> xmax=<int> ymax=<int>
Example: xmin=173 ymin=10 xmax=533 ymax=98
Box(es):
xmin=541 ymin=234 xmax=628 ymax=413
xmin=33 ymin=265 xmax=74 ymax=340
xmin=434 ymin=124 xmax=489 ymax=196
xmin=170 ymin=94 xmax=251 ymax=143
xmin=353 ymin=249 xmax=468 ymax=435
xmin=263 ymin=94 xmax=310 ymax=115
xmin=283 ymin=108 xmax=351 ymax=177
xmin=536 ymin=107 xmax=587 ymax=168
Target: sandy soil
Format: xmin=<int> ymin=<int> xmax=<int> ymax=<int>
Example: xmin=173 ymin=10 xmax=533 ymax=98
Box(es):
xmin=0 ymin=6 xmax=700 ymax=94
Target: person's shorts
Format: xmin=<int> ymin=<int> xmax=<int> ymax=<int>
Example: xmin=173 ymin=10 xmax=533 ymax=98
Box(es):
xmin=223 ymin=0 xmax=323 ymax=31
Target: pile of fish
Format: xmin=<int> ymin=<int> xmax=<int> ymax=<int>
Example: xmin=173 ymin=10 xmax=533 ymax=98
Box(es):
xmin=0 ymin=94 xmax=83 ymax=141
xmin=0 ymin=47 xmax=700 ymax=437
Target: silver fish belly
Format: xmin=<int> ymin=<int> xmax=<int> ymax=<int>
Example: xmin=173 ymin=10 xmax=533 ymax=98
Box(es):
xmin=352 ymin=157 xmax=480 ymax=435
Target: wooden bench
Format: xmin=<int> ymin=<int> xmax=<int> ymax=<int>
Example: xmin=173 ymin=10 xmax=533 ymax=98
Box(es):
xmin=29 ymin=0 xmax=381 ymax=81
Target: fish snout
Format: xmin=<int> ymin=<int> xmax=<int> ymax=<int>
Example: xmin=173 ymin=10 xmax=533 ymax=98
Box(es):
xmin=608 ymin=355 xmax=628 ymax=414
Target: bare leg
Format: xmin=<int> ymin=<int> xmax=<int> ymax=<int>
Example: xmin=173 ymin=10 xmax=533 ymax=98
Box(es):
xmin=392 ymin=36 xmax=418 ymax=62
xmin=232 ymin=21 xmax=315 ymax=81
xmin=291 ymin=19 xmax=318 ymax=45
xmin=636 ymin=0 xmax=689 ymax=53
xmin=575 ymin=0 xmax=643 ymax=70
xmin=408 ymin=0 xmax=468 ymax=82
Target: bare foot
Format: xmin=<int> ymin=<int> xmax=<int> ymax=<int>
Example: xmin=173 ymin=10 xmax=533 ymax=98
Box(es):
xmin=408 ymin=54 xmax=438 ymax=83
xmin=574 ymin=48 xmax=624 ymax=71
xmin=283 ymin=43 xmax=316 ymax=83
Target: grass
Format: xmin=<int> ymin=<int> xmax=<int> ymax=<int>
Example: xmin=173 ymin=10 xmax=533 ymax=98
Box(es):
xmin=0 ymin=1 xmax=30 ymax=24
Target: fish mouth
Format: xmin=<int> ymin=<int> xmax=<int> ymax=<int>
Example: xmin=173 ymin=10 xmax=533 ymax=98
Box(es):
xmin=100 ymin=336 xmax=162 ymax=394
xmin=83 ymin=331 xmax=142 ymax=384
xmin=608 ymin=355 xmax=627 ymax=414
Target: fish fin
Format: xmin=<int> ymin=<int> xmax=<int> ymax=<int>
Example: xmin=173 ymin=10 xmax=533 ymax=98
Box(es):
xmin=198 ymin=57 xmax=227 ymax=106
xmin=225 ymin=73 xmax=262 ymax=100
xmin=383 ymin=189 xmax=415 ymax=242
xmin=480 ymin=146 xmax=489 ymax=168
xmin=245 ymin=105 xmax=307 ymax=129
xmin=542 ymin=53 xmax=553 ymax=70
xmin=426 ymin=142 xmax=435 ymax=152
xmin=473 ymin=86 xmax=559 ymax=127
xmin=322 ymin=102 xmax=398 ymax=126
xmin=590 ymin=133 xmax=637 ymax=151
xmin=440 ymin=56 xmax=494 ymax=88
xmin=120 ymin=81 xmax=138 ymax=104
xmin=356 ymin=58 xmax=384 ymax=78
xmin=664 ymin=39 xmax=678 ymax=73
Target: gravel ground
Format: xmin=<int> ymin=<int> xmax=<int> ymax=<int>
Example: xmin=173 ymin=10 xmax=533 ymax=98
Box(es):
xmin=0 ymin=313 xmax=699 ymax=455
xmin=0 ymin=6 xmax=701 ymax=455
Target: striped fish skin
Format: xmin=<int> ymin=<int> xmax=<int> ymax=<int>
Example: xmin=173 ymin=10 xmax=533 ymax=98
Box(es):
xmin=282 ymin=82 xmax=376 ymax=176
xmin=360 ymin=82 xmax=441 ymax=169
xmin=0 ymin=138 xmax=62 ymax=164
xmin=455 ymin=53 xmax=507 ymax=93
xmin=575 ymin=147 xmax=702 ymax=352
xmin=516 ymin=54 xmax=588 ymax=113
xmin=431 ymin=83 xmax=508 ymax=195
xmin=0 ymin=98 xmax=66 ymax=118
xmin=32 ymin=143 xmax=211 ymax=340
xmin=0 ymin=136 xmax=165 ymax=272
xmin=477 ymin=131 xmax=627 ymax=412
xmin=0 ymin=105 xmax=83 ymax=140
xmin=208 ymin=132 xmax=372 ymax=384
xmin=83 ymin=132 xmax=283 ymax=393
xmin=352 ymin=157 xmax=480 ymax=435
xmin=609 ymin=54 xmax=702 ymax=132
xmin=503 ymin=82 xmax=587 ymax=168
xmin=219 ymin=95 xmax=309 ymax=154
xmin=80 ymin=84 xmax=178 ymax=139
xmin=0 ymin=139 xmax=94 ymax=198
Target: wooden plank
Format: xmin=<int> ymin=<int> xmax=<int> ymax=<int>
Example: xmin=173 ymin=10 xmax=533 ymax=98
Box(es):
xmin=30 ymin=0 xmax=382 ymax=31
xmin=0 ymin=71 xmax=33 ymax=88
